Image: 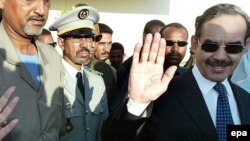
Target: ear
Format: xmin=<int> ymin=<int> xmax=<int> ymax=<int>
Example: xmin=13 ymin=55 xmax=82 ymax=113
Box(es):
xmin=57 ymin=37 xmax=65 ymax=50
xmin=244 ymin=37 xmax=250 ymax=53
xmin=190 ymin=35 xmax=198 ymax=54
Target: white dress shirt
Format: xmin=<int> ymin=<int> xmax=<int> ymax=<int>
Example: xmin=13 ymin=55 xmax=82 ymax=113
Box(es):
xmin=127 ymin=64 xmax=242 ymax=125
xmin=62 ymin=59 xmax=82 ymax=83
xmin=192 ymin=65 xmax=241 ymax=125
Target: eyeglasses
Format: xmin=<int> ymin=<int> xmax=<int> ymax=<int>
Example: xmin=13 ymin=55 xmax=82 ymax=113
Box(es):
xmin=201 ymin=42 xmax=245 ymax=54
xmin=166 ymin=40 xmax=188 ymax=47
xmin=48 ymin=42 xmax=57 ymax=47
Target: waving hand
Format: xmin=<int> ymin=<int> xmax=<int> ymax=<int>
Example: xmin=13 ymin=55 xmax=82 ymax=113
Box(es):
xmin=128 ymin=33 xmax=177 ymax=104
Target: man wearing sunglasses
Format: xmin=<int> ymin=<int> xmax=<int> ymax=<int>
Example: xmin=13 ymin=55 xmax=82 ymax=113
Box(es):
xmin=160 ymin=22 xmax=189 ymax=75
xmin=50 ymin=6 xmax=108 ymax=141
xmin=102 ymin=4 xmax=250 ymax=141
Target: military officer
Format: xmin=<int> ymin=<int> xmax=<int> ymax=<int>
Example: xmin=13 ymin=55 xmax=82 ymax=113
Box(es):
xmin=50 ymin=6 xmax=109 ymax=141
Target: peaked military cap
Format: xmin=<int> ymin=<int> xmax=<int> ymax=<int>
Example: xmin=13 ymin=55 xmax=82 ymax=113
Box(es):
xmin=49 ymin=6 xmax=100 ymax=37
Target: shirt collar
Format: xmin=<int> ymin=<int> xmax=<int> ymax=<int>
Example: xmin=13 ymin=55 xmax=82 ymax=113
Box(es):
xmin=62 ymin=59 xmax=82 ymax=81
xmin=192 ymin=64 xmax=229 ymax=96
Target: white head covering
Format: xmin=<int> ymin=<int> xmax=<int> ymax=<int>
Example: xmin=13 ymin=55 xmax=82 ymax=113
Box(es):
xmin=231 ymin=49 xmax=250 ymax=93
xmin=49 ymin=6 xmax=99 ymax=36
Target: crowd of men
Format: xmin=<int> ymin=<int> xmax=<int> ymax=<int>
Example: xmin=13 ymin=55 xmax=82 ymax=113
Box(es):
xmin=0 ymin=1 xmax=250 ymax=141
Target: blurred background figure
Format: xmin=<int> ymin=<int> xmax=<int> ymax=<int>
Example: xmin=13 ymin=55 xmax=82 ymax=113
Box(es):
xmin=184 ymin=35 xmax=198 ymax=69
xmin=89 ymin=24 xmax=103 ymax=60
xmin=109 ymin=42 xmax=126 ymax=70
xmin=94 ymin=23 xmax=113 ymax=62
xmin=36 ymin=29 xmax=57 ymax=48
xmin=231 ymin=48 xmax=250 ymax=93
xmin=160 ymin=22 xmax=188 ymax=75
xmin=0 ymin=9 xmax=2 ymax=22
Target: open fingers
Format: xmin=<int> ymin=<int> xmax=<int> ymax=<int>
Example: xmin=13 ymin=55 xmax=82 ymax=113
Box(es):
xmin=156 ymin=38 xmax=166 ymax=65
xmin=0 ymin=97 xmax=19 ymax=122
xmin=161 ymin=66 xmax=177 ymax=88
xmin=148 ymin=33 xmax=163 ymax=63
xmin=132 ymin=43 xmax=142 ymax=64
xmin=0 ymin=119 xmax=19 ymax=140
xmin=140 ymin=33 xmax=153 ymax=62
xmin=0 ymin=87 xmax=16 ymax=113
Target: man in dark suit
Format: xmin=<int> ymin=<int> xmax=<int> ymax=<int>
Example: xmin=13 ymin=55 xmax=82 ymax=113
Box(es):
xmin=102 ymin=4 xmax=250 ymax=141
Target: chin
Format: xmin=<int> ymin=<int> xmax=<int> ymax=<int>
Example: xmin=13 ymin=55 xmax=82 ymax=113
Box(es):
xmin=206 ymin=73 xmax=228 ymax=82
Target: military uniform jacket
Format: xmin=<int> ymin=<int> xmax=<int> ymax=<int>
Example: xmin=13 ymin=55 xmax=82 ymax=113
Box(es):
xmin=89 ymin=58 xmax=118 ymax=107
xmin=61 ymin=67 xmax=109 ymax=141
xmin=0 ymin=23 xmax=64 ymax=141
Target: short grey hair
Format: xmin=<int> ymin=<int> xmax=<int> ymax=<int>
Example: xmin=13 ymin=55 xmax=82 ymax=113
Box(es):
xmin=195 ymin=4 xmax=250 ymax=43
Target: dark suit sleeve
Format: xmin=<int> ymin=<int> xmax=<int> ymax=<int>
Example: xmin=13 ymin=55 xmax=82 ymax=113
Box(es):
xmin=101 ymin=101 xmax=151 ymax=141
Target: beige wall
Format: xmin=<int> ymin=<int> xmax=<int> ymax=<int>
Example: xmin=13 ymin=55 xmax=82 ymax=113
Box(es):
xmin=51 ymin=0 xmax=170 ymax=15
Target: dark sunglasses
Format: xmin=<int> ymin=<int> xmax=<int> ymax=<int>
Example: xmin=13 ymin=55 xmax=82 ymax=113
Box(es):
xmin=49 ymin=42 xmax=57 ymax=47
xmin=201 ymin=42 xmax=245 ymax=54
xmin=166 ymin=40 xmax=188 ymax=47
xmin=94 ymin=34 xmax=102 ymax=42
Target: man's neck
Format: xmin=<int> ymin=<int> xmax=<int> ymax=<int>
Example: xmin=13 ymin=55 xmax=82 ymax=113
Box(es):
xmin=3 ymin=21 xmax=37 ymax=55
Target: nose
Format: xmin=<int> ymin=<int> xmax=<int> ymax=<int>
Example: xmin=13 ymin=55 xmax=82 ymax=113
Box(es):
xmin=33 ymin=0 xmax=50 ymax=16
xmin=79 ymin=38 xmax=89 ymax=48
xmin=171 ymin=43 xmax=179 ymax=53
xmin=113 ymin=56 xmax=120 ymax=62
xmin=105 ymin=45 xmax=110 ymax=53
xmin=213 ymin=46 xmax=228 ymax=60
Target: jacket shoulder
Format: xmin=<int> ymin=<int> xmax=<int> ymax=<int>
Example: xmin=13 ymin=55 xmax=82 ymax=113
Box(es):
xmin=83 ymin=66 xmax=103 ymax=77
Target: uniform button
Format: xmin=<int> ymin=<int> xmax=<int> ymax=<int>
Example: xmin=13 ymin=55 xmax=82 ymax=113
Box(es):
xmin=86 ymin=110 xmax=89 ymax=114
xmin=86 ymin=128 xmax=90 ymax=132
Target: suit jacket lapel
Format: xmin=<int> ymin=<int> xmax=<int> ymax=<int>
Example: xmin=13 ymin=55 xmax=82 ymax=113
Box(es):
xmin=83 ymin=69 xmax=90 ymax=104
xmin=176 ymin=72 xmax=217 ymax=139
xmin=230 ymin=81 xmax=250 ymax=124
xmin=36 ymin=41 xmax=48 ymax=92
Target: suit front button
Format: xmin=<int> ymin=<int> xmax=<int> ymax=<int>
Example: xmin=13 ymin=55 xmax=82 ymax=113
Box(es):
xmin=86 ymin=110 xmax=89 ymax=114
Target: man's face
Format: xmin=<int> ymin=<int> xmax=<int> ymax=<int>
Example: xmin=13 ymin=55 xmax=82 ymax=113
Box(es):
xmin=94 ymin=33 xmax=112 ymax=61
xmin=4 ymin=0 xmax=50 ymax=37
xmin=60 ymin=36 xmax=93 ymax=68
xmin=88 ymin=24 xmax=101 ymax=59
xmin=37 ymin=34 xmax=55 ymax=46
xmin=195 ymin=15 xmax=247 ymax=82
xmin=161 ymin=27 xmax=188 ymax=66
xmin=109 ymin=50 xmax=124 ymax=69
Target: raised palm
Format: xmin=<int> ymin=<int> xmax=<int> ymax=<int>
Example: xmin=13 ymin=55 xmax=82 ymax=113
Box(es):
xmin=128 ymin=33 xmax=177 ymax=104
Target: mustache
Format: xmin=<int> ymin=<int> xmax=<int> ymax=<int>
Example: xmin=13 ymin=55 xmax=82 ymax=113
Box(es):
xmin=166 ymin=52 xmax=181 ymax=58
xmin=27 ymin=15 xmax=46 ymax=21
xmin=206 ymin=58 xmax=232 ymax=67
xmin=76 ymin=48 xmax=90 ymax=54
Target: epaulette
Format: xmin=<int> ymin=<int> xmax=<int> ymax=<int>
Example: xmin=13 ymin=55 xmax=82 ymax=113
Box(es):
xmin=83 ymin=66 xmax=103 ymax=76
